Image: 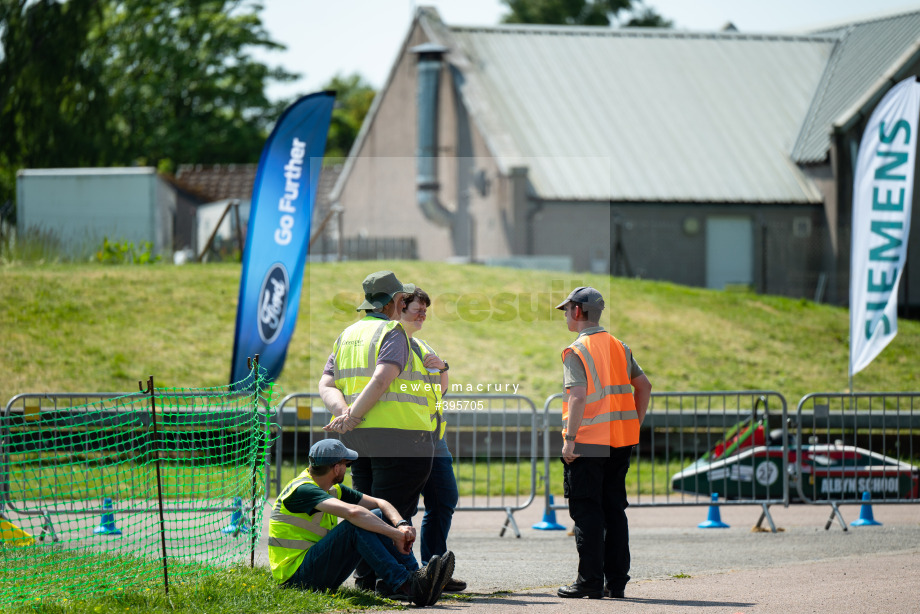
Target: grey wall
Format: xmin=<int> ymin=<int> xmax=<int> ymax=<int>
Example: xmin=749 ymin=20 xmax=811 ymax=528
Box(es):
xmin=17 ymin=168 xmax=175 ymax=259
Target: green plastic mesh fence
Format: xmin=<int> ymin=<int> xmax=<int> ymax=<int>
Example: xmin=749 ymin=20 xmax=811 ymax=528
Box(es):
xmin=0 ymin=369 xmax=277 ymax=606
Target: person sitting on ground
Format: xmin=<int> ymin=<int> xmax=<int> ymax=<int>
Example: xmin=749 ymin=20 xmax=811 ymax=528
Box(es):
xmin=268 ymin=439 xmax=455 ymax=607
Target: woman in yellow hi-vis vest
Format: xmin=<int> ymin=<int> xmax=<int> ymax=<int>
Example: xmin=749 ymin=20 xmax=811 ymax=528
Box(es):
xmin=399 ymin=288 xmax=466 ymax=593
xmin=554 ymin=287 xmax=651 ymax=601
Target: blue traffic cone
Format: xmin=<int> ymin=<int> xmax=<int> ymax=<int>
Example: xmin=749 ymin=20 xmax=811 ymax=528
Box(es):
xmin=221 ymin=496 xmax=251 ymax=535
xmin=532 ymin=495 xmax=566 ymax=530
xmin=698 ymin=493 xmax=730 ymax=529
xmin=851 ymin=491 xmax=882 ymax=527
xmin=93 ymin=497 xmax=122 ymax=535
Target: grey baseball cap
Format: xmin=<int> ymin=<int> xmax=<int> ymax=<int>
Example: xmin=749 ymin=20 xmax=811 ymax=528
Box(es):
xmin=308 ymin=439 xmax=359 ymax=466
xmin=355 ymin=270 xmax=416 ymax=311
xmin=555 ymin=286 xmax=605 ymax=312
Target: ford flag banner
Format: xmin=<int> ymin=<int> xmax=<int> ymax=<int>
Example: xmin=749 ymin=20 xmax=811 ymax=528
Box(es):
xmin=230 ymin=91 xmax=335 ymax=388
xmin=850 ymin=77 xmax=920 ymax=377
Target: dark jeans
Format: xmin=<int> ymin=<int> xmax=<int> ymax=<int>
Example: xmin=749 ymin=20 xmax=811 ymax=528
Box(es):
xmin=284 ymin=510 xmax=418 ymax=592
xmin=349 ymin=449 xmax=434 ymax=587
xmin=562 ymin=445 xmax=633 ymax=591
xmin=420 ymin=437 xmax=459 ymax=562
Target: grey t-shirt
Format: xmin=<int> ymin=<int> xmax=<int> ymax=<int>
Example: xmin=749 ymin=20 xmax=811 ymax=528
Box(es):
xmin=562 ymin=326 xmax=643 ymax=389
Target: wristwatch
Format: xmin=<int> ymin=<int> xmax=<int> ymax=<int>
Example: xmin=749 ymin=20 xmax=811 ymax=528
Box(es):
xmin=439 ymin=362 xmax=449 ymax=373
xmin=395 ymin=520 xmax=410 ymax=527
xmin=564 ymin=435 xmax=576 ymax=442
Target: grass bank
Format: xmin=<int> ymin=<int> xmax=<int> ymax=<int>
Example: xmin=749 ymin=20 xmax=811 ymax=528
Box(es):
xmin=2 ymin=261 xmax=918 ymax=404
xmin=1 ymin=553 xmax=393 ymax=613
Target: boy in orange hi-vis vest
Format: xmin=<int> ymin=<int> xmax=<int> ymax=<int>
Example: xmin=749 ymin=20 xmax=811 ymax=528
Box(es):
xmin=555 ymin=287 xmax=652 ymax=600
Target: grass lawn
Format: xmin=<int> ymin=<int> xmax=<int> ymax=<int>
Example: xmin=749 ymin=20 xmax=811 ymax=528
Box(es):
xmin=0 ymin=549 xmax=395 ymax=613
xmin=3 ymin=261 xmax=918 ymax=404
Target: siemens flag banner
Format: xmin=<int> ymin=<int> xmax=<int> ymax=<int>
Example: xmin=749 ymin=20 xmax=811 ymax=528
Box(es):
xmin=850 ymin=77 xmax=920 ymax=377
xmin=230 ymin=91 xmax=335 ymax=388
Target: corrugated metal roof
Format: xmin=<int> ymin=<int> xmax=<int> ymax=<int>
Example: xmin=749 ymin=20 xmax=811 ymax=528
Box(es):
xmin=450 ymin=25 xmax=833 ymax=203
xmin=791 ymin=10 xmax=920 ymax=164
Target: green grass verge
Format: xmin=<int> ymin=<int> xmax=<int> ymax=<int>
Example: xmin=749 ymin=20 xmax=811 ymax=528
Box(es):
xmin=0 ymin=548 xmax=397 ymax=613
xmin=2 ymin=261 xmax=918 ymax=405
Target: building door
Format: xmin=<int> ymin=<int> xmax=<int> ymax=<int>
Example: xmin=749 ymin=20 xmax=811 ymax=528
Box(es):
xmin=706 ymin=216 xmax=753 ymax=290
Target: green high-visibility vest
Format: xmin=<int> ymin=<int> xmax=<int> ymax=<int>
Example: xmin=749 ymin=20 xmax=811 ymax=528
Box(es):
xmin=332 ymin=316 xmax=436 ymax=434
xmin=268 ymin=470 xmax=341 ymax=584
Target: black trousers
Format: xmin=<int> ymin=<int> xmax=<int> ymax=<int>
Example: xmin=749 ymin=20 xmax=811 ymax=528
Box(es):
xmin=345 ymin=435 xmax=434 ymax=589
xmin=562 ymin=445 xmax=633 ymax=591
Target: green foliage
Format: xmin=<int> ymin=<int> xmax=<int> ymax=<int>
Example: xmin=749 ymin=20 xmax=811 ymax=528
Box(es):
xmin=501 ymin=0 xmax=672 ymax=27
xmin=0 ymin=226 xmax=68 ymax=264
xmin=322 ymin=73 xmax=377 ymax=160
xmin=91 ymin=0 xmax=296 ymax=166
xmin=94 ymin=238 xmax=161 ymax=265
xmin=0 ymin=0 xmax=297 ymax=209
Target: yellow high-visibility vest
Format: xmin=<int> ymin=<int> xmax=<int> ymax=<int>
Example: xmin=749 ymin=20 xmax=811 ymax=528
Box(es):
xmin=332 ymin=316 xmax=436 ymax=434
xmin=268 ymin=470 xmax=342 ymax=584
xmin=413 ymin=337 xmax=446 ymax=439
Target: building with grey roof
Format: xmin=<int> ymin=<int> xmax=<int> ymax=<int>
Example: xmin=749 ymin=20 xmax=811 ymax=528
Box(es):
xmin=330 ymin=6 xmax=920 ymax=308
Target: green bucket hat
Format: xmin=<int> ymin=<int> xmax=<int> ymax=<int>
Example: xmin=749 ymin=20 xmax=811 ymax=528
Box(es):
xmin=356 ymin=270 xmax=416 ymax=311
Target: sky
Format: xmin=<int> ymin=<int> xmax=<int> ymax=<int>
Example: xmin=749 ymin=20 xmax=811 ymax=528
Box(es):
xmin=252 ymin=0 xmax=920 ymax=102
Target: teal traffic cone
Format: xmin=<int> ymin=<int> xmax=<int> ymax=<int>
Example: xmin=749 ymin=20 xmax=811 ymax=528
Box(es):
xmin=532 ymin=495 xmax=566 ymax=530
xmin=851 ymin=491 xmax=882 ymax=527
xmin=698 ymin=493 xmax=729 ymax=528
xmin=93 ymin=497 xmax=122 ymax=536
xmin=221 ymin=496 xmax=251 ymax=535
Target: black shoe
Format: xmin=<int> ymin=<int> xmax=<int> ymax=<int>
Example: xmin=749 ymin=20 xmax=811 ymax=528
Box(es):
xmin=354 ymin=574 xmax=377 ymax=592
xmin=428 ymin=550 xmax=455 ymax=606
xmin=557 ymin=583 xmax=604 ymax=599
xmin=406 ymin=554 xmax=442 ymax=607
xmin=443 ymin=577 xmax=467 ymax=592
xmin=375 ymin=580 xmax=410 ymax=602
xmin=605 ymin=587 xmax=625 ymax=599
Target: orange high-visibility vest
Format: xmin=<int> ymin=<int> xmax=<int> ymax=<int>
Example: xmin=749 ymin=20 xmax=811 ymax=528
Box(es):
xmin=562 ymin=333 xmax=640 ymax=448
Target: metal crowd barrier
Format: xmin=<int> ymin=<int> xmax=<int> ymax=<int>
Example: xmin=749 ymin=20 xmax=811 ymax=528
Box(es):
xmin=1 ymin=391 xmax=268 ymax=542
xmin=9 ymin=389 xmax=917 ymax=540
xmin=273 ymin=392 xmax=539 ymax=537
xmin=541 ymin=391 xmax=789 ymax=532
xmin=794 ymin=392 xmax=920 ymax=530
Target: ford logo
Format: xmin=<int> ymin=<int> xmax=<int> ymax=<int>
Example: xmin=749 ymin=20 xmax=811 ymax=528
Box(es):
xmin=258 ymin=263 xmax=289 ymax=343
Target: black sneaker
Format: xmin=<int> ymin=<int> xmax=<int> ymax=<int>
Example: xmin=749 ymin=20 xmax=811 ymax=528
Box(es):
xmin=428 ymin=550 xmax=455 ymax=606
xmin=407 ymin=555 xmax=442 ymax=607
xmin=443 ymin=577 xmax=467 ymax=592
xmin=354 ymin=574 xmax=377 ymax=592
xmin=375 ymin=579 xmax=410 ymax=602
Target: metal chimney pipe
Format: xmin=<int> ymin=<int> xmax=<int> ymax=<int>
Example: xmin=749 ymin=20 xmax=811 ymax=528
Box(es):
xmin=411 ymin=43 xmax=454 ymax=227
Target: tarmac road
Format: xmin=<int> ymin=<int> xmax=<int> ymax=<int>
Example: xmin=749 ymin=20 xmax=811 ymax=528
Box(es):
xmin=256 ymin=497 xmax=920 ymax=613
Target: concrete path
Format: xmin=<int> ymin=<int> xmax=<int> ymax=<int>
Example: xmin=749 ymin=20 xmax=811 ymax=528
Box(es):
xmin=256 ymin=497 xmax=920 ymax=613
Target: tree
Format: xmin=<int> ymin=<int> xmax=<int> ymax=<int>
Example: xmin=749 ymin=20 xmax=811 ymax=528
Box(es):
xmin=322 ymin=73 xmax=376 ymax=161
xmin=0 ymin=0 xmax=110 ymax=213
xmin=88 ymin=0 xmax=297 ymax=171
xmin=0 ymin=0 xmax=296 ymax=207
xmin=500 ymin=0 xmax=672 ymax=27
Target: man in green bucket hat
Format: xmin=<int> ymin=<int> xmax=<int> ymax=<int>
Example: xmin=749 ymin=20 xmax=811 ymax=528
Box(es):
xmin=319 ymin=270 xmax=439 ymax=593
